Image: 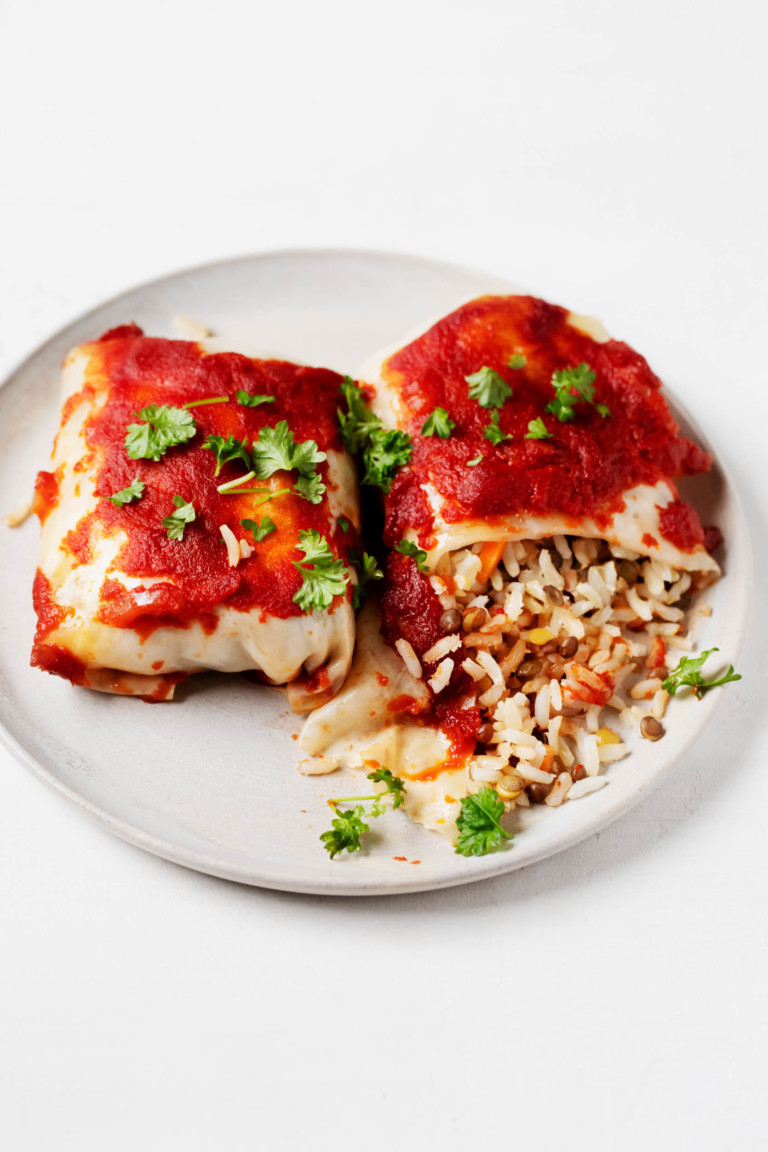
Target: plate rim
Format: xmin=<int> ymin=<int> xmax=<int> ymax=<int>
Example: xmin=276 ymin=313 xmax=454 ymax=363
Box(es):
xmin=0 ymin=247 xmax=753 ymax=896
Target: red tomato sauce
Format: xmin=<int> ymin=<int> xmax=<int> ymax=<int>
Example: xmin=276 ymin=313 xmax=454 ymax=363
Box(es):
xmin=381 ymin=296 xmax=711 ymax=553
xmin=381 ymin=553 xmax=481 ymax=756
xmin=44 ymin=329 xmax=357 ymax=638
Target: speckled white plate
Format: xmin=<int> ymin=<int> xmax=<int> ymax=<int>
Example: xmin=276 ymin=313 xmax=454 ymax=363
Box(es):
xmin=0 ymin=250 xmax=752 ymax=894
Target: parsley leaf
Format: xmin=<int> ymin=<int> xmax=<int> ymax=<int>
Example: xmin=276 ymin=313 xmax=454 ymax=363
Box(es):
xmin=202 ymin=434 xmax=252 ymax=477
xmin=362 ymin=428 xmax=413 ymax=492
xmin=236 ymin=390 xmax=274 ymax=408
xmin=337 ymin=376 xmax=381 ymax=454
xmin=162 ymin=495 xmax=196 ymax=541
xmin=293 ymin=471 xmax=326 ymax=505
xmin=596 ymin=403 xmax=611 ymax=418
xmin=421 ymin=407 xmax=455 ymax=438
xmin=455 ymin=786 xmax=513 ymax=856
xmin=320 ymin=805 xmax=370 ymax=859
xmin=320 ymin=769 xmax=408 ymax=858
xmin=125 ymin=405 xmax=196 ymax=461
xmin=108 ymin=477 xmax=145 ymax=507
xmin=546 ymin=363 xmax=598 ymax=423
xmin=467 ymin=453 xmax=483 ymax=467
xmin=483 ymin=409 xmax=511 ymax=445
xmin=240 ymin=516 xmax=276 ymax=543
xmin=525 ymin=417 xmax=553 ymax=440
xmin=292 ymin=529 xmax=351 ymax=612
xmin=251 ymin=421 xmax=326 ymax=480
xmin=337 ymin=516 xmax=350 ymax=533
xmin=466 ymin=366 xmax=513 ymax=410
xmin=508 ymin=353 xmax=527 ymax=369
xmin=662 ymin=648 xmax=742 ymax=699
xmin=367 ymin=767 xmax=406 ymax=809
xmin=394 ymin=539 xmax=429 ymax=573
xmin=350 ymin=550 xmax=383 ymax=610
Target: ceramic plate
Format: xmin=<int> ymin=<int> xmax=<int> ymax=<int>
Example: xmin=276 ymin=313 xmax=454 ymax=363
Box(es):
xmin=0 ymin=249 xmax=751 ymax=894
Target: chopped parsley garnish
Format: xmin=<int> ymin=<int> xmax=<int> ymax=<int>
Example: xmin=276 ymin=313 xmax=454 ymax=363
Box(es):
xmin=483 ymin=409 xmax=511 ymax=445
xmin=362 ymin=428 xmax=413 ymax=492
xmin=455 ymin=786 xmax=513 ymax=857
xmin=336 ymin=516 xmax=350 ymax=533
xmin=252 ymin=420 xmax=325 ymax=479
xmin=292 ymin=471 xmax=326 ymax=505
xmin=350 ymin=550 xmax=383 ymax=610
xmin=236 ymin=390 xmax=274 ymax=408
xmin=394 ymin=539 xmax=429 ymax=573
xmin=662 ymin=648 xmax=742 ymax=699
xmin=125 ymin=405 xmax=196 ymax=461
xmin=162 ymin=495 xmax=196 ymax=541
xmin=336 ymin=376 xmax=412 ymax=491
xmin=292 ymin=529 xmax=350 ymax=612
xmin=240 ymin=516 xmax=276 ymax=543
xmin=337 ymin=376 xmax=381 ymax=454
xmin=108 ymin=477 xmax=145 ymax=507
xmin=508 ymin=353 xmax=527 ymax=369
xmin=546 ymin=363 xmax=609 ymax=423
xmin=466 ymin=366 xmax=513 ymax=410
xmin=467 ymin=453 xmax=484 ymax=467
xmin=202 ymin=434 xmax=252 ymax=477
xmin=320 ymin=769 xmax=406 ymax=858
xmin=525 ymin=417 xmax=553 ymax=440
xmin=421 ymin=407 xmax=455 ymax=438
xmin=182 ymin=395 xmax=229 ymax=409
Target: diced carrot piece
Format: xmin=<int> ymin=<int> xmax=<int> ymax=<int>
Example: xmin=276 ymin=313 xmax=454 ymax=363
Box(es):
xmin=477 ymin=540 xmax=507 ymax=583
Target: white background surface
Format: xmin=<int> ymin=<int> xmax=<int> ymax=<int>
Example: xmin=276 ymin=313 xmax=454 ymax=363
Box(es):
xmin=1 ymin=1 xmax=766 ymax=1149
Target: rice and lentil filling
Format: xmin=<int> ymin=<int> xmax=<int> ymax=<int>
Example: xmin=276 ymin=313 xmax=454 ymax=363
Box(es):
xmin=382 ymin=533 xmax=716 ymax=810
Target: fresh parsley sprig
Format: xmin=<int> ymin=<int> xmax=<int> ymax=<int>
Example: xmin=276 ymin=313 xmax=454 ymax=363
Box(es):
xmin=337 ymin=377 xmax=382 ymax=454
xmin=467 ymin=453 xmax=483 ymax=467
xmin=508 ymin=353 xmax=527 ymax=369
xmin=394 ymin=539 xmax=429 ymax=572
xmin=336 ymin=377 xmax=413 ymax=491
xmin=662 ymin=648 xmax=741 ymax=699
xmin=483 ymin=409 xmax=511 ymax=446
xmin=320 ymin=769 xmax=406 ymax=858
xmin=236 ymin=390 xmax=274 ymax=408
xmin=293 ymin=471 xmax=326 ymax=505
xmin=252 ymin=420 xmax=325 ymax=478
xmin=421 ymin=407 xmax=455 ymax=438
xmin=350 ymin=550 xmax=383 ymax=610
xmin=292 ymin=529 xmax=351 ymax=612
xmin=125 ymin=405 xmax=197 ymax=461
xmin=455 ymin=787 xmax=513 ymax=857
xmin=525 ymin=417 xmax=553 ymax=440
xmin=203 ymin=434 xmax=252 ymax=477
xmin=546 ymin=363 xmax=610 ymax=423
xmin=240 ymin=516 xmax=276 ymax=543
xmin=108 ymin=477 xmax=145 ymax=507
xmin=162 ymin=495 xmax=196 ymax=541
xmin=466 ymin=366 xmax=513 ymax=410
xmin=362 ymin=428 xmax=413 ymax=492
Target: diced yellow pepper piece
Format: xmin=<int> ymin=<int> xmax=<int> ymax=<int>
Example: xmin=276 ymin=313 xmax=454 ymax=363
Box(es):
xmin=525 ymin=627 xmax=555 ymax=645
xmin=596 ymin=726 xmax=621 ymax=746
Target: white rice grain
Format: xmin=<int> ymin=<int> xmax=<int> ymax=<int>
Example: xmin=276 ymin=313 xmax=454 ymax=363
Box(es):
xmin=423 ymin=633 xmax=462 ymax=663
xmin=428 ymin=657 xmax=454 ymax=694
xmin=544 ymin=772 xmax=572 ymax=806
xmin=395 ymin=639 xmax=422 ymax=679
xmin=568 ymin=776 xmax=608 ymax=800
xmin=475 ymin=649 xmax=504 ymax=685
